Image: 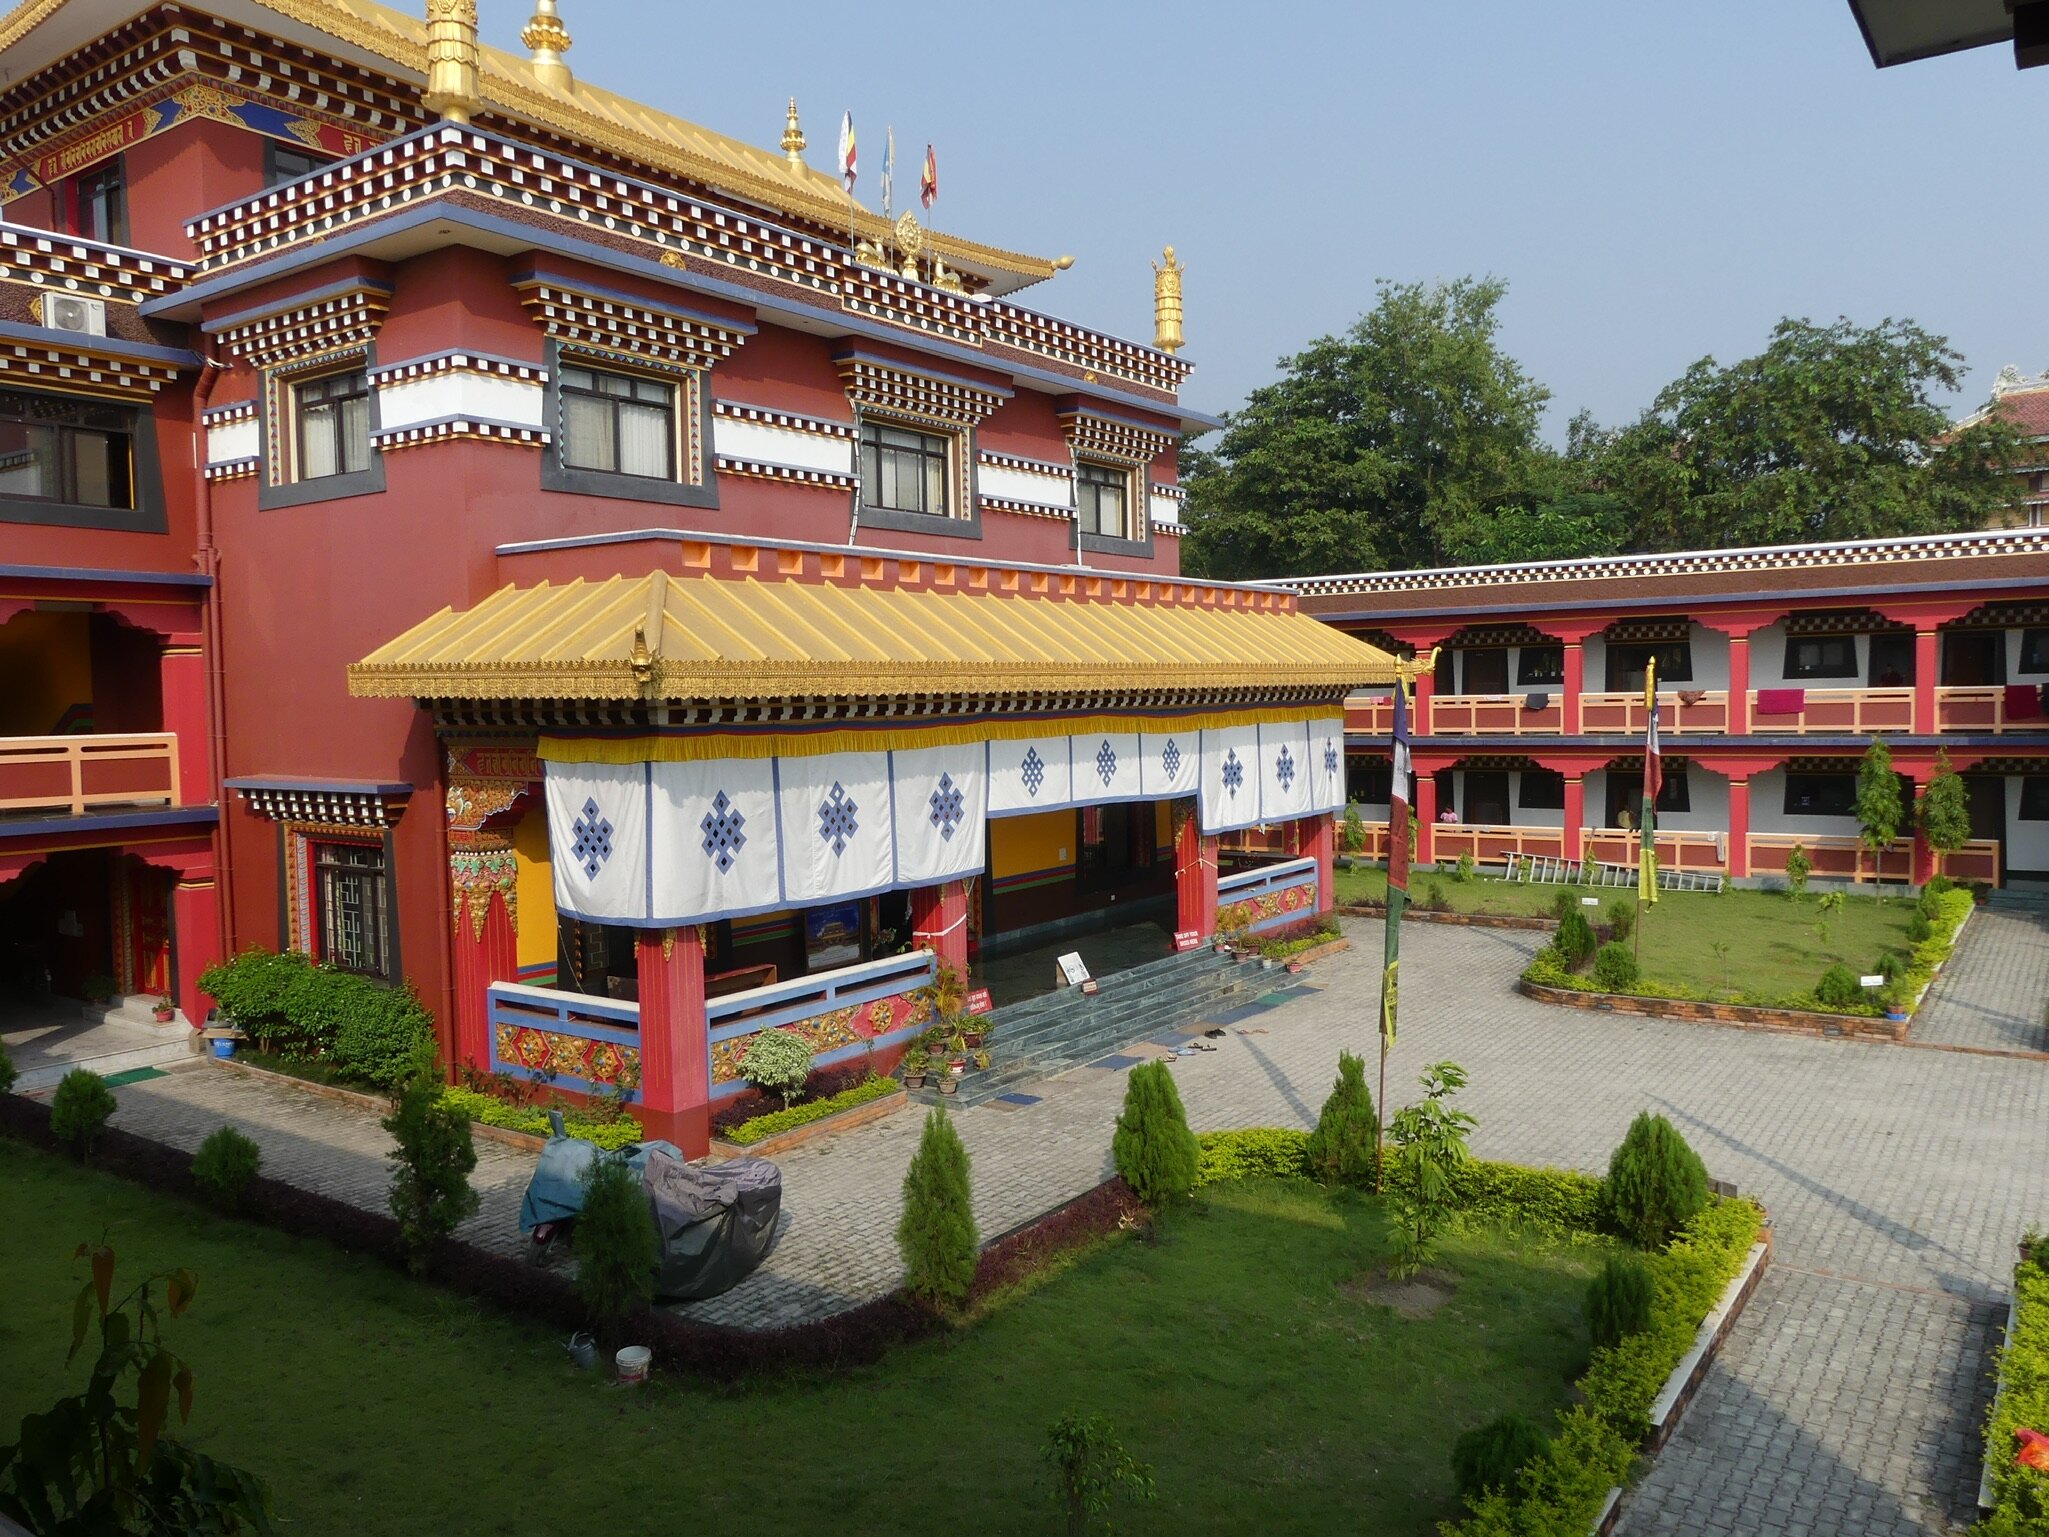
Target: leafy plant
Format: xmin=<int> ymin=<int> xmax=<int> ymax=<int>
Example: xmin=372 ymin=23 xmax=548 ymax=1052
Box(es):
xmin=1584 ymin=1256 xmax=1655 ymax=1349
xmin=1551 ymin=889 xmax=1578 ymax=922
xmin=1305 ymin=1051 xmax=1376 ymax=1188
xmin=1855 ymin=737 xmax=1905 ymax=889
xmin=896 ymin=1107 xmax=977 ymax=1312
xmin=1814 ymin=889 xmax=1845 ymax=949
xmin=739 ymin=1028 xmax=814 ymax=1110
xmin=193 ymin=948 xmax=434 ymax=1087
xmin=1604 ymin=898 xmax=1635 ymax=943
xmin=1784 ymin=842 xmax=1811 ymax=897
xmin=1921 ymin=873 xmax=1956 ymax=906
xmin=1045 ymin=1413 xmax=1155 ymax=1537
xmin=382 ymin=1072 xmax=480 ymax=1274
xmin=191 ymin=1126 xmax=262 ymax=1211
xmin=0 ymin=1242 xmax=275 ymax=1535
xmin=1709 ymin=940 xmax=1731 ymax=997
xmin=1450 ymin=1412 xmax=1547 ymax=1505
xmin=1875 ymin=950 xmax=1904 ymax=985
xmin=1111 ymin=1061 xmax=1199 ymax=1208
xmin=1907 ymin=909 xmax=1933 ymax=943
xmin=1591 ymin=942 xmax=1639 ymax=992
xmin=0 ymin=1039 xmax=15 ymax=1096
xmin=1602 ymin=1111 xmax=1708 ymax=1250
xmin=1455 ymin=851 xmax=1478 ymax=884
xmin=1918 ymin=751 xmax=1971 ymax=876
xmin=1385 ymin=1061 xmax=1477 ymax=1277
xmin=726 ymin=1075 xmax=900 ymax=1146
xmin=436 ymin=1086 xmax=643 ymax=1150
xmin=1814 ymin=962 xmax=1863 ymax=1011
xmin=573 ymin=1155 xmax=658 ymax=1335
xmin=1554 ymin=909 xmax=1597 ymax=968
xmin=1215 ymin=903 xmax=1252 ymax=944
xmin=50 ymin=1070 xmax=117 ymax=1157
xmin=1341 ymin=804 xmax=1367 ymax=853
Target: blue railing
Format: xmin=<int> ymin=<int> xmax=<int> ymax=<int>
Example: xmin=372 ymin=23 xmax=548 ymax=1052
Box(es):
xmin=706 ymin=949 xmax=937 ymax=1100
xmin=487 ymin=981 xmax=642 ymax=1098
xmin=1217 ymin=855 xmax=1319 ymax=934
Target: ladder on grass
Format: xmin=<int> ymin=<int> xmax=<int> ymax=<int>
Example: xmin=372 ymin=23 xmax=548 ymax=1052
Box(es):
xmin=1501 ymin=851 xmax=1723 ymax=894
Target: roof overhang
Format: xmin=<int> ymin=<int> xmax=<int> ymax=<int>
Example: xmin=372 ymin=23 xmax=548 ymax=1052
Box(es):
xmin=1847 ymin=0 xmax=2029 ymax=66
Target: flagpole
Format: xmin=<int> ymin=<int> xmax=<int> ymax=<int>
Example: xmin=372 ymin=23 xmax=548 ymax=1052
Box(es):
xmin=1377 ymin=649 xmax=1429 ymax=1193
xmin=1636 ymin=657 xmax=1657 ymax=964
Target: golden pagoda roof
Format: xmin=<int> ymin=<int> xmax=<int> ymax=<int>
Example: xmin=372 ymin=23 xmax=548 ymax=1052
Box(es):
xmin=0 ymin=0 xmax=1060 ymax=288
xmin=347 ymin=570 xmax=1398 ymax=702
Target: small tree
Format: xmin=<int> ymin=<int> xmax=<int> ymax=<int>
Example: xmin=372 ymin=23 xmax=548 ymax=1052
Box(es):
xmin=191 ymin=1126 xmax=262 ymax=1211
xmin=1386 ymin=1061 xmax=1477 ymax=1277
xmin=1591 ymin=941 xmax=1639 ymax=992
xmin=574 ymin=1154 xmax=659 ymax=1337
xmin=50 ymin=1070 xmax=117 ymax=1158
xmin=1584 ymin=1256 xmax=1655 ymax=1349
xmin=1450 ymin=1413 xmax=1547 ymax=1505
xmin=1341 ymin=804 xmax=1367 ymax=854
xmin=1111 ymin=1062 xmax=1199 ymax=1208
xmin=1919 ymin=751 xmax=1971 ymax=878
xmin=0 ymin=1038 xmax=16 ymax=1095
xmin=1554 ymin=909 xmax=1597 ymax=968
xmin=1814 ymin=963 xmax=1863 ymax=1011
xmin=1603 ymin=1111 xmax=1708 ymax=1250
xmin=1855 ymin=738 xmax=1904 ymax=890
xmin=897 ymin=1107 xmax=977 ymax=1311
xmin=1045 ymin=1413 xmax=1155 ymax=1537
xmin=1784 ymin=842 xmax=1812 ymax=898
xmin=1305 ymin=1051 xmax=1376 ymax=1187
xmin=739 ymin=1028 xmax=813 ymax=1110
xmin=382 ymin=1073 xmax=479 ymax=1273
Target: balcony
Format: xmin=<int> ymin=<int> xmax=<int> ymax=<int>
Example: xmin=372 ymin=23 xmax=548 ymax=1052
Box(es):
xmin=1428 ymin=695 xmax=1565 ymax=736
xmin=1747 ymin=688 xmax=1914 ymax=734
xmin=1430 ymin=823 xmax=1567 ymax=862
xmin=1344 ymin=692 xmax=1395 ymax=736
xmin=1747 ymin=833 xmax=2000 ymax=885
xmin=0 ymin=734 xmax=181 ymax=819
xmin=1582 ymin=827 xmax=1728 ymax=874
xmin=1581 ymin=691 xmax=1730 ymax=735
xmin=1933 ymin=687 xmax=2049 ymax=733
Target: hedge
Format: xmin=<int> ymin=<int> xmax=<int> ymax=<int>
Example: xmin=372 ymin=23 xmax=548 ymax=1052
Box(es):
xmin=722 ymin=1075 xmax=899 ymax=1146
xmin=1977 ymin=1244 xmax=2049 ymax=1534
xmin=436 ymin=1087 xmax=644 ymax=1151
xmin=197 ymin=947 xmax=435 ymax=1087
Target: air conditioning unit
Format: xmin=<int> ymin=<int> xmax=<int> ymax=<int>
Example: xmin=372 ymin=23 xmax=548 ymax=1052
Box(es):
xmin=43 ymin=294 xmax=106 ymax=338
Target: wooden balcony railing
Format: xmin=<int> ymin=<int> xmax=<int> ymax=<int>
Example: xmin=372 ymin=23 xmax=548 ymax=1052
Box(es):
xmin=1934 ymin=686 xmax=2049 ymax=734
xmin=0 ymin=734 xmax=180 ymax=817
xmin=1582 ymin=827 xmax=1727 ymax=873
xmin=1344 ymin=692 xmax=1395 ymax=736
xmin=1580 ymin=690 xmax=1730 ymax=735
xmin=1428 ymin=694 xmax=1565 ymax=736
xmin=1429 ymin=822 xmax=1566 ymax=862
xmin=1748 ymin=688 xmax=1913 ymax=734
xmin=1747 ymin=833 xmax=2000 ymax=886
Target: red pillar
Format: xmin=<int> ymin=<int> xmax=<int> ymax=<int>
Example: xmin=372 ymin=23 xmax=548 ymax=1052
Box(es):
xmin=1913 ymin=628 xmax=1940 ymax=736
xmin=1304 ymin=814 xmax=1335 ymax=916
xmin=911 ymin=879 xmax=972 ymax=976
xmin=170 ymin=870 xmax=220 ymax=1028
xmin=1562 ymin=643 xmax=1584 ymax=734
xmin=1906 ymin=770 xmax=1938 ymax=885
xmin=1727 ymin=635 xmax=1750 ymax=735
xmin=159 ymin=631 xmax=211 ymax=807
xmin=636 ymin=926 xmax=710 ymax=1158
xmin=1727 ymin=778 xmax=1751 ymax=879
xmin=1413 ymin=667 xmax=1436 ymax=737
xmin=1563 ymin=775 xmax=1584 ymax=864
xmin=1175 ymin=809 xmax=1219 ymax=937
xmin=450 ymin=881 xmax=517 ymax=1075
xmin=1415 ymin=770 xmax=1439 ymax=863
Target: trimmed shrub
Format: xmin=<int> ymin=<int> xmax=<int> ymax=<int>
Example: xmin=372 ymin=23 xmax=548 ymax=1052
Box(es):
xmin=382 ymin=1072 xmax=480 ymax=1273
xmin=1584 ymin=1255 xmax=1655 ymax=1350
xmin=195 ymin=948 xmax=433 ymax=1087
xmin=1111 ymin=1061 xmax=1199 ymax=1207
xmin=437 ymin=1086 xmax=643 ymax=1150
xmin=1451 ymin=1413 xmax=1548 ymax=1505
xmin=329 ymin=978 xmax=437 ymax=1087
xmin=1604 ymin=899 xmax=1635 ymax=943
xmin=1784 ymin=842 xmax=1812 ymax=896
xmin=49 ymin=1069 xmax=117 ymax=1156
xmin=1814 ymin=963 xmax=1863 ymax=1011
xmin=1875 ymin=950 xmax=1904 ymax=985
xmin=1603 ymin=1111 xmax=1708 ymax=1250
xmin=740 ymin=1028 xmax=814 ymax=1109
xmin=1193 ymin=1127 xmax=1313 ymax=1187
xmin=1554 ymin=909 xmax=1597 ymax=968
xmin=897 ymin=1106 xmax=977 ymax=1311
xmin=191 ymin=1125 xmax=262 ymax=1210
xmin=1921 ymin=873 xmax=1956 ymax=907
xmin=723 ymin=1074 xmax=898 ymax=1146
xmin=1907 ymin=909 xmax=1933 ymax=943
xmin=0 ymin=1039 xmax=15 ymax=1096
xmin=1305 ymin=1051 xmax=1376 ymax=1187
xmin=574 ymin=1153 xmax=659 ymax=1333
xmin=1551 ymin=889 xmax=1578 ymax=922
xmin=1591 ymin=941 xmax=1639 ymax=992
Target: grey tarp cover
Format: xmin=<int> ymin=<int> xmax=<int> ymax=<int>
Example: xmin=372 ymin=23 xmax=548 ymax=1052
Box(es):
xmin=641 ymin=1149 xmax=783 ymax=1301
xmin=517 ymin=1115 xmax=684 ymax=1231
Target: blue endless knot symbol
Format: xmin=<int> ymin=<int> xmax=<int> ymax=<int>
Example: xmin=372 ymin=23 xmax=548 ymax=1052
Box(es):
xmin=570 ymin=797 xmax=613 ymax=880
xmin=1324 ymin=739 xmax=1340 ymax=778
xmin=1161 ymin=738 xmax=1182 ymax=780
xmin=929 ymin=773 xmax=965 ymax=841
xmin=1021 ymin=746 xmax=1046 ymax=798
xmin=817 ymin=781 xmax=859 ymax=857
xmin=699 ymin=790 xmax=747 ymax=874
xmin=1222 ymin=749 xmax=1244 ymax=798
xmin=1095 ymin=739 xmax=1118 ymax=786
xmin=1276 ymin=745 xmax=1297 ymax=793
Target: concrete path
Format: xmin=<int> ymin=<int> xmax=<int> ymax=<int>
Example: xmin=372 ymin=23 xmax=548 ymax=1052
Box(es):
xmin=1909 ymin=905 xmax=2049 ymax=1055
xmin=102 ymin=914 xmax=2049 ymax=1532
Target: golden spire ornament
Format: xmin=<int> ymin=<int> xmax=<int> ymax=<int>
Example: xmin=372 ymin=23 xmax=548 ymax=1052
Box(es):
xmin=1152 ymin=246 xmax=1185 ymax=354
xmin=421 ymin=0 xmax=481 ymax=123
xmin=781 ymin=98 xmax=807 ymax=168
xmin=521 ymin=0 xmax=574 ymax=89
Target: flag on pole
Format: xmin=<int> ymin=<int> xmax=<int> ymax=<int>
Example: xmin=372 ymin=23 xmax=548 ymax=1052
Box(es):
xmin=1381 ymin=680 xmax=1413 ymax=1050
xmin=920 ymin=143 xmax=938 ymax=209
xmin=1639 ymin=656 xmax=1661 ymax=906
xmin=882 ymin=126 xmax=895 ymax=218
xmin=837 ymin=112 xmax=857 ymax=193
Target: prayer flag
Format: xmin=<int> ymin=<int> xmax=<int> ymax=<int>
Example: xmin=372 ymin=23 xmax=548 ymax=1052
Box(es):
xmin=837 ymin=111 xmax=856 ymax=193
xmin=920 ymin=143 xmax=938 ymax=209
xmin=1640 ymin=657 xmax=1660 ymax=905
xmin=882 ymin=125 xmax=895 ymax=217
xmin=1381 ymin=680 xmax=1413 ymax=1051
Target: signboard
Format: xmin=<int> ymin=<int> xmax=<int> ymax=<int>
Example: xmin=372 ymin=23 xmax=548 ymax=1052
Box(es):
xmin=964 ymin=987 xmax=993 ymax=1016
xmin=1172 ymin=929 xmax=1202 ymax=952
xmin=1859 ymin=974 xmax=1885 ymax=988
xmin=1580 ymin=897 xmax=1599 ymax=906
xmin=1056 ymin=951 xmax=1091 ymax=988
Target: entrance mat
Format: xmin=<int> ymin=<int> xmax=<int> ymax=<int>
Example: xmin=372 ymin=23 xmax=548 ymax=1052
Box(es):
xmin=1206 ymin=1001 xmax=1279 ymax=1025
xmin=99 ymin=1066 xmax=167 ymax=1088
xmin=1145 ymin=1028 xmax=1202 ymax=1047
xmin=1256 ymin=986 xmax=1321 ymax=1005
xmin=991 ymin=1092 xmax=1043 ymax=1110
xmin=1086 ymin=1054 xmax=1143 ymax=1071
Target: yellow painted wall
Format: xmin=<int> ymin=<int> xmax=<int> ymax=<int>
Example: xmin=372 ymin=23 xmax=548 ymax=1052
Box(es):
xmin=991 ymin=808 xmax=1074 ymax=878
xmin=1154 ymin=801 xmax=1173 ymax=851
xmin=0 ymin=612 xmax=90 ymax=734
xmin=512 ymin=805 xmax=555 ymax=973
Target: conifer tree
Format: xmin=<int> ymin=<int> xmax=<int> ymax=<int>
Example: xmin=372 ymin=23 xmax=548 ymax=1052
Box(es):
xmin=1111 ymin=1062 xmax=1199 ymax=1207
xmin=1855 ymin=737 xmax=1904 ymax=890
xmin=1918 ymin=750 xmax=1972 ymax=879
xmin=1305 ymin=1051 xmax=1376 ymax=1187
xmin=1602 ymin=1111 xmax=1708 ymax=1250
xmin=897 ymin=1107 xmax=978 ymax=1311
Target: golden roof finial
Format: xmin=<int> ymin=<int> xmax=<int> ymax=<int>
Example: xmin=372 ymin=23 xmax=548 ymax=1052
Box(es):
xmin=780 ymin=98 xmax=807 ymax=168
xmin=521 ymin=0 xmax=574 ymax=90
xmin=1152 ymin=245 xmax=1185 ymax=354
xmin=421 ymin=0 xmax=481 ymax=124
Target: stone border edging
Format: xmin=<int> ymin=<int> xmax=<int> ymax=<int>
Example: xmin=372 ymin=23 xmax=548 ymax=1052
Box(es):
xmin=206 ymin=1055 xmax=551 ymax=1153
xmin=1645 ymin=1230 xmax=1772 ymax=1448
xmin=1520 ymin=979 xmax=1905 ymax=1041
xmin=1337 ymin=903 xmax=1557 ymax=932
xmin=1980 ymin=1293 xmax=2018 ymax=1511
xmin=1280 ymin=935 xmax=1353 ymax=967
xmin=711 ymin=1086 xmax=907 ymax=1159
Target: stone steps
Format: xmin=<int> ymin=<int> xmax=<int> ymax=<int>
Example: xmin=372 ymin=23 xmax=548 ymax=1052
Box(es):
xmin=18 ymin=1037 xmax=196 ymax=1093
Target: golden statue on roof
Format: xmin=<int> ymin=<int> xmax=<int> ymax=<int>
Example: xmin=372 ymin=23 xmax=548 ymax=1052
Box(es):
xmin=1153 ymin=246 xmax=1184 ymax=354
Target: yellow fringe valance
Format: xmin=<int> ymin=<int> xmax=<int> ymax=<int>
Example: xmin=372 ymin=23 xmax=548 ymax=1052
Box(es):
xmin=539 ymin=707 xmax=1325 ymax=764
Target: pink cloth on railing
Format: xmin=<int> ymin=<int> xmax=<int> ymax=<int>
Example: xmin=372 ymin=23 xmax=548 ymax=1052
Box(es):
xmin=2004 ymin=684 xmax=2043 ymax=721
xmin=1755 ymin=688 xmax=1806 ymax=715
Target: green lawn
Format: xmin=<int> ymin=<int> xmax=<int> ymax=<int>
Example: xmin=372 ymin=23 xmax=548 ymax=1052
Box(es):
xmin=0 ymin=1142 xmax=1613 ymax=1536
xmin=1332 ymin=864 xmax=1921 ymax=1003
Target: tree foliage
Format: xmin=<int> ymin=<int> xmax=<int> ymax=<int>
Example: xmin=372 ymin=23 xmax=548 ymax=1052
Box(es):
xmin=1603 ymin=1112 xmax=1708 ymax=1250
xmin=1919 ymin=751 xmax=1972 ymax=873
xmin=382 ymin=1072 xmax=480 ymax=1273
xmin=1304 ymin=1051 xmax=1376 ymax=1188
xmin=1111 ymin=1061 xmax=1200 ymax=1208
xmin=896 ymin=1107 xmax=978 ymax=1311
xmin=574 ymin=1155 xmax=659 ymax=1334
xmin=1045 ymin=1413 xmax=1155 ymax=1537
xmin=1855 ymin=738 xmax=1905 ymax=888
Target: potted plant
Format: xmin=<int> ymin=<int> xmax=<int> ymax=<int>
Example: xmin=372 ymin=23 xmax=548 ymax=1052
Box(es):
xmin=1215 ymin=904 xmax=1251 ymax=954
xmin=972 ymin=1048 xmax=991 ymax=1073
xmin=938 ymin=1066 xmax=960 ymax=1096
xmin=82 ymin=973 xmax=117 ymax=1005
xmin=151 ymin=994 xmax=176 ymax=1023
xmin=902 ymin=1047 xmax=930 ymax=1088
xmin=1882 ymin=985 xmax=1911 ymax=1024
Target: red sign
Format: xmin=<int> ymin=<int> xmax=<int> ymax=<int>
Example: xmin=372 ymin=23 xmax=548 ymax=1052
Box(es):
xmin=964 ymin=987 xmax=993 ymax=1016
xmin=1173 ymin=929 xmax=1202 ymax=952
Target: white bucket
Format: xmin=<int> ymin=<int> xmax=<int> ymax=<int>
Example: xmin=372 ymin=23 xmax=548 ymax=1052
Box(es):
xmin=614 ymin=1345 xmax=651 ymax=1385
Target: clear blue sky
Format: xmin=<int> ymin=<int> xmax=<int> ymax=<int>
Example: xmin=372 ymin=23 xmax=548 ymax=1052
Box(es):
xmin=482 ymin=1 xmax=2046 ymax=442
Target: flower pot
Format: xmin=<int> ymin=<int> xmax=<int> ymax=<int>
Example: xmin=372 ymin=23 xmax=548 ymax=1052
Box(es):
xmin=1885 ymin=1009 xmax=1909 ymax=1023
xmin=153 ymin=1008 xmax=175 ymax=1023
xmin=904 ymin=1070 xmax=927 ymax=1088
xmin=938 ymin=1076 xmax=959 ymax=1096
xmin=211 ymin=1039 xmax=237 ymax=1060
xmin=961 ymin=1031 xmax=984 ymax=1049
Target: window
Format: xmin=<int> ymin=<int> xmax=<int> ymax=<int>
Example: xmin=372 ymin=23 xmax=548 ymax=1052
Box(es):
xmin=859 ymin=419 xmax=951 ymax=517
xmin=1078 ymin=802 xmax=1152 ymax=889
xmin=293 ymin=369 xmax=371 ymax=480
xmin=1517 ymin=646 xmax=1565 ymax=686
xmin=1518 ymin=770 xmax=1565 ymax=810
xmin=1783 ymin=773 xmax=1857 ymax=819
xmin=1075 ymin=461 xmax=1131 ymax=538
xmin=1347 ymin=761 xmax=1393 ymax=806
xmin=2021 ymin=777 xmax=2049 ymax=821
xmin=2022 ymin=629 xmax=2049 ymax=674
xmin=1605 ymin=770 xmax=1690 ymax=825
xmin=1786 ymin=635 xmax=1859 ymax=680
xmin=313 ymin=841 xmax=391 ymax=979
xmin=561 ymin=363 xmax=675 ymax=480
xmin=62 ymin=157 xmax=127 ymax=244
xmin=0 ymin=390 xmax=133 ymax=508
xmin=1462 ymin=771 xmax=1510 ymax=826
xmin=1606 ymin=640 xmax=1693 ymax=689
xmin=265 ymin=143 xmax=332 ymax=188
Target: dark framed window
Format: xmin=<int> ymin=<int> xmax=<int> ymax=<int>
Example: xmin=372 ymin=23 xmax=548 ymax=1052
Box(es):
xmin=2022 ymin=629 xmax=2049 ymax=673
xmin=1075 ymin=460 xmax=1130 ymax=538
xmin=313 ymin=841 xmax=391 ymax=979
xmin=1606 ymin=640 xmax=1693 ymax=689
xmin=265 ymin=143 xmax=332 ymax=188
xmin=63 ymin=157 xmax=127 ymax=245
xmin=1604 ymin=769 xmax=1690 ymax=825
xmin=1518 ymin=769 xmax=1565 ymax=810
xmin=1517 ymin=646 xmax=1565 ymax=686
xmin=859 ymin=419 xmax=951 ymax=516
xmin=1461 ymin=648 xmax=1509 ymax=693
xmin=1783 ymin=772 xmax=1857 ymax=819
xmin=2020 ymin=777 xmax=2049 ymax=821
xmin=1077 ymin=802 xmax=1152 ymax=890
xmin=1462 ymin=770 xmax=1510 ymax=826
xmin=0 ymin=389 xmax=134 ymax=508
xmin=1658 ymin=770 xmax=1690 ymax=814
xmin=294 ymin=369 xmax=371 ymax=480
xmin=1786 ymin=635 xmax=1859 ymax=680
xmin=1347 ymin=760 xmax=1393 ymax=805
xmin=561 ymin=363 xmax=675 ymax=480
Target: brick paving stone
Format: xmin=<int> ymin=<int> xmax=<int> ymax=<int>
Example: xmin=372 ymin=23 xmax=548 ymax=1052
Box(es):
xmin=1908 ymin=907 xmax=2049 ymax=1055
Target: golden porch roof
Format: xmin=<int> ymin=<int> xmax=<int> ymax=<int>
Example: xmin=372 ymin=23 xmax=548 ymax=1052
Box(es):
xmin=347 ymin=570 xmax=1399 ymax=702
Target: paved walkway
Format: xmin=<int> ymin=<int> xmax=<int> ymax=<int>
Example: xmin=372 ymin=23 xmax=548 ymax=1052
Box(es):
xmin=1908 ymin=905 xmax=2049 ymax=1054
xmin=102 ymin=915 xmax=2049 ymax=1532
